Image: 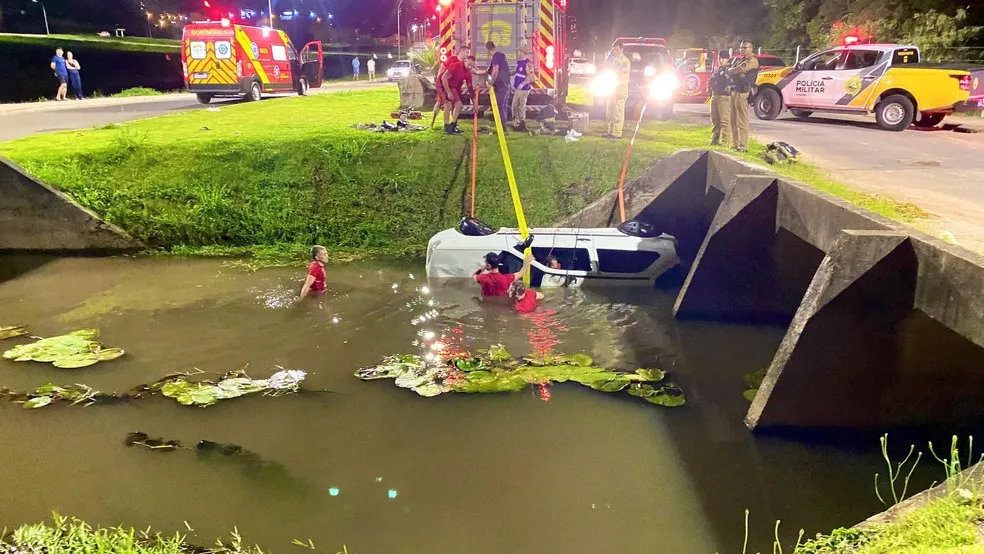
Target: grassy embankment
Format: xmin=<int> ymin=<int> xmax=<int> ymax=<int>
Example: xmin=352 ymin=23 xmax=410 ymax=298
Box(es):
xmin=0 ymin=32 xmax=180 ymax=53
xmin=0 ymin=88 xmax=924 ymax=260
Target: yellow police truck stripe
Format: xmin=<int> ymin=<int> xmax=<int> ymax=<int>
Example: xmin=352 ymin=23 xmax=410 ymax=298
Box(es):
xmin=234 ymin=26 xmax=270 ymax=84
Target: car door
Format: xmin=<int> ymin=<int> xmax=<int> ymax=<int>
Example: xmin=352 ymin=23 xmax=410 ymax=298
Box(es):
xmin=782 ymin=49 xmax=845 ymax=108
xmin=299 ymin=41 xmax=324 ymax=88
xmin=829 ymin=49 xmax=887 ymax=110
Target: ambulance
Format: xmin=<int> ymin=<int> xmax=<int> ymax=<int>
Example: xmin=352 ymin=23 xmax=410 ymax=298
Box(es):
xmin=436 ymin=0 xmax=570 ymax=113
xmin=181 ymin=20 xmax=324 ymax=104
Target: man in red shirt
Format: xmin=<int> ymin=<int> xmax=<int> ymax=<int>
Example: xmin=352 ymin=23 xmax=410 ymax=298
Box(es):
xmin=433 ymin=46 xmax=462 ymax=129
xmin=441 ymin=55 xmax=475 ymax=134
xmin=300 ymin=245 xmax=328 ymax=298
xmin=474 ymin=250 xmax=532 ymax=298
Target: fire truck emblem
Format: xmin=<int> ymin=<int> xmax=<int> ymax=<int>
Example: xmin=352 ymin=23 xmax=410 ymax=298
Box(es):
xmin=684 ymin=74 xmax=700 ymax=93
xmin=845 ymin=74 xmax=863 ymax=96
xmin=251 ymin=42 xmax=259 ymax=59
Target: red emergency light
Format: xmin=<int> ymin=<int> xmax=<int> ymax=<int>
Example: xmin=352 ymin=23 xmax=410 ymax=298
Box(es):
xmin=438 ymin=0 xmax=452 ymax=6
xmin=557 ymin=0 xmax=567 ymax=9
xmin=843 ymin=35 xmax=860 ymax=45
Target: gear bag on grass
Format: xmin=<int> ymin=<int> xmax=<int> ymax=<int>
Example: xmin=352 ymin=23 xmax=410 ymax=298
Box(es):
xmin=762 ymin=141 xmax=800 ymax=165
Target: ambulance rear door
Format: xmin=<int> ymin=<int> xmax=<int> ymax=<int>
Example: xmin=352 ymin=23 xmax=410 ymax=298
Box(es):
xmin=299 ymin=41 xmax=324 ymax=88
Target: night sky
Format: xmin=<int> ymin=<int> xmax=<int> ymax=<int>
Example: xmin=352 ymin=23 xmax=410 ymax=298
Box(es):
xmin=2 ymin=0 xmax=765 ymax=47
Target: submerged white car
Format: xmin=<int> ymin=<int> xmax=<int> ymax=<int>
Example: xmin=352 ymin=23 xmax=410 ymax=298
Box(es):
xmin=426 ymin=218 xmax=679 ymax=288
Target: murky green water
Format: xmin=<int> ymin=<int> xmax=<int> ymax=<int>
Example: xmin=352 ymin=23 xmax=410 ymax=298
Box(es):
xmin=0 ymin=256 xmax=893 ymax=553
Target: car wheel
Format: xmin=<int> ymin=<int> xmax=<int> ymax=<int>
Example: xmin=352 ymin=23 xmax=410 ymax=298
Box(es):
xmin=875 ymin=94 xmax=915 ymax=131
xmin=914 ymin=112 xmax=945 ymax=128
xmin=790 ymin=109 xmax=813 ymax=118
xmin=754 ymin=88 xmax=782 ymax=120
xmin=297 ymin=77 xmax=308 ymax=96
xmin=195 ymin=93 xmax=213 ymax=105
xmin=247 ymin=81 xmax=262 ymax=102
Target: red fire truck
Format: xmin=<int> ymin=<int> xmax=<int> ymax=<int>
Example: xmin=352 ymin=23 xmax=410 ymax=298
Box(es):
xmin=181 ymin=20 xmax=324 ymax=104
xmin=436 ymin=0 xmax=570 ymax=112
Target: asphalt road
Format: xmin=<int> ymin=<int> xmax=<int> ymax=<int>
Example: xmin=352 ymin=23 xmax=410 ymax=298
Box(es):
xmin=676 ymin=104 xmax=984 ymax=252
xmin=0 ymin=80 xmax=394 ymax=143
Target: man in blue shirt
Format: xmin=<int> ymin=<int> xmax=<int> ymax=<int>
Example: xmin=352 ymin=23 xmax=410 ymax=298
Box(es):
xmin=352 ymin=57 xmax=360 ymax=81
xmin=511 ymin=48 xmax=533 ymax=131
xmin=50 ymin=48 xmax=68 ymax=101
xmin=486 ymin=41 xmax=511 ymax=124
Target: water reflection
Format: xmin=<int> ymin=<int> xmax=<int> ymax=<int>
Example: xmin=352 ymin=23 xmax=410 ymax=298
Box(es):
xmin=0 ymin=256 xmax=899 ymax=554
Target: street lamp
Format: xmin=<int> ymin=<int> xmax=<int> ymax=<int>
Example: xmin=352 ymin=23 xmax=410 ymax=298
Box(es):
xmin=32 ymin=0 xmax=50 ymax=35
xmin=397 ymin=0 xmax=404 ymax=59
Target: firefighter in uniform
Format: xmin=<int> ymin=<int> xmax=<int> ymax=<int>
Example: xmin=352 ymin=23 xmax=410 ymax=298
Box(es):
xmin=602 ymin=40 xmax=631 ymax=139
xmin=728 ymin=41 xmax=759 ymax=152
xmin=708 ymin=51 xmax=732 ymax=146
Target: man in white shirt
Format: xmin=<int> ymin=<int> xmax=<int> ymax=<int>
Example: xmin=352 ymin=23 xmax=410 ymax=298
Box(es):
xmin=367 ymin=58 xmax=376 ymax=82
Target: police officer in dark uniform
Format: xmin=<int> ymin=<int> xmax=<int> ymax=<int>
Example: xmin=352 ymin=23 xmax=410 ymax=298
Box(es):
xmin=728 ymin=41 xmax=759 ymax=152
xmin=708 ymin=51 xmax=732 ymax=146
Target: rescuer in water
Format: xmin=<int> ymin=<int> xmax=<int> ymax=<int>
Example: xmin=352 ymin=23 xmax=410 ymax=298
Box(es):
xmin=473 ymin=237 xmax=535 ymax=298
xmin=602 ymin=40 xmax=631 ymax=140
xmin=708 ymin=51 xmax=732 ymax=147
xmin=508 ymin=280 xmax=544 ymax=313
xmin=727 ymin=41 xmax=759 ymax=153
xmin=299 ymin=245 xmax=329 ymax=298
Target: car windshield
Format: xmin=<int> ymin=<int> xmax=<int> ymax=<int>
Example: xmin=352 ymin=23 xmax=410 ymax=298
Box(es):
xmin=394 ymin=61 xmax=411 ymax=68
xmin=623 ymin=45 xmax=670 ymax=72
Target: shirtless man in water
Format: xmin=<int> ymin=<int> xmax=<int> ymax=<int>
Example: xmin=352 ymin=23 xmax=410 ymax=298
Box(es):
xmin=300 ymin=245 xmax=328 ymax=298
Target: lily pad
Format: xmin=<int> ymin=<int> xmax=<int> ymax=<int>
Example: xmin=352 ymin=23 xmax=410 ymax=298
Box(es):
xmin=2 ymin=329 xmax=123 ymax=369
xmin=485 ymin=344 xmax=511 ymax=363
xmin=0 ymin=326 xmax=29 ymax=340
xmin=743 ymin=389 xmax=758 ymax=402
xmin=358 ymin=350 xmax=685 ymax=408
xmin=23 ymin=396 xmax=53 ymax=409
xmin=635 ymin=368 xmax=666 ymax=382
xmin=159 ymin=369 xmax=306 ymax=408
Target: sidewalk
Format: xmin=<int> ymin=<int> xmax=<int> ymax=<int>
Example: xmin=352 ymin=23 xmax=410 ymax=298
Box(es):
xmin=0 ymin=80 xmax=393 ymax=116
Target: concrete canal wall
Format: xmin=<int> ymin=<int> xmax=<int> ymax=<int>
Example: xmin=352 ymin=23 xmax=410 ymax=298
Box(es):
xmin=0 ymin=157 xmax=138 ymax=252
xmin=563 ymin=150 xmax=984 ymax=431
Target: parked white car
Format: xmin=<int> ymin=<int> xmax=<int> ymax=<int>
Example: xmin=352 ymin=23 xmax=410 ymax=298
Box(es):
xmin=387 ymin=60 xmax=415 ymax=81
xmin=569 ymin=58 xmax=596 ymax=77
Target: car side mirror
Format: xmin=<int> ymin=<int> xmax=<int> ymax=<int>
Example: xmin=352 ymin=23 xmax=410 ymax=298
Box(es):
xmin=794 ymin=62 xmax=802 ymax=70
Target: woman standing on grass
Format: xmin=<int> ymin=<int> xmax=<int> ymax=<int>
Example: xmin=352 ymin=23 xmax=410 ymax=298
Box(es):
xmin=66 ymin=52 xmax=83 ymax=100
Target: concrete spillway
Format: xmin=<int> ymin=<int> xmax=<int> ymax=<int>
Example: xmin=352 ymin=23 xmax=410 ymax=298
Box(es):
xmin=563 ymin=149 xmax=984 ymax=431
xmin=0 ymin=157 xmax=138 ymax=252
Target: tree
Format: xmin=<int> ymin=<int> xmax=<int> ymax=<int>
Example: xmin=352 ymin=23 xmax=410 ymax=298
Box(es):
xmin=899 ymin=8 xmax=984 ymax=62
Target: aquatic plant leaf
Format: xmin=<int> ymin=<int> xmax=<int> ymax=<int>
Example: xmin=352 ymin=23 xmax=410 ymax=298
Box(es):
xmin=34 ymin=383 xmax=67 ymax=396
xmin=485 ymin=344 xmax=511 ymax=363
xmin=743 ymin=369 xmax=767 ymax=390
xmin=95 ymin=348 xmax=125 ymax=362
xmin=52 ymin=355 xmax=100 ymax=369
xmin=190 ymin=388 xmax=219 ymax=407
xmin=414 ymin=382 xmax=444 ymax=397
xmin=23 ymin=396 xmax=53 ymax=409
xmin=2 ymin=329 xmax=121 ymax=368
xmin=0 ymin=326 xmax=29 ymax=340
xmin=743 ymin=389 xmax=758 ymax=402
xmin=645 ymin=388 xmax=687 ymax=407
xmin=635 ymin=368 xmax=666 ymax=382
xmin=161 ymin=382 xmax=194 ymax=398
xmin=453 ymin=358 xmax=486 ymax=372
xmin=567 ymin=354 xmax=593 ymax=367
xmin=627 ymin=383 xmax=657 ymax=398
xmin=584 ymin=377 xmax=632 ymax=392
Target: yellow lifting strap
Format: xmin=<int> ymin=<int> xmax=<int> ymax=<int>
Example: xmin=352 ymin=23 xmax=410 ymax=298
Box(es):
xmin=488 ymin=86 xmax=532 ymax=286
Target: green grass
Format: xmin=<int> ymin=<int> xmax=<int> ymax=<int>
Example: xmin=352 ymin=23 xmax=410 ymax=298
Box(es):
xmin=1 ymin=513 xmax=264 ymax=554
xmin=795 ymin=494 xmax=984 ymax=553
xmin=0 ymin=32 xmax=179 ymax=53
xmin=0 ymin=87 xmax=925 ymax=259
xmin=111 ymin=87 xmax=166 ymax=98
